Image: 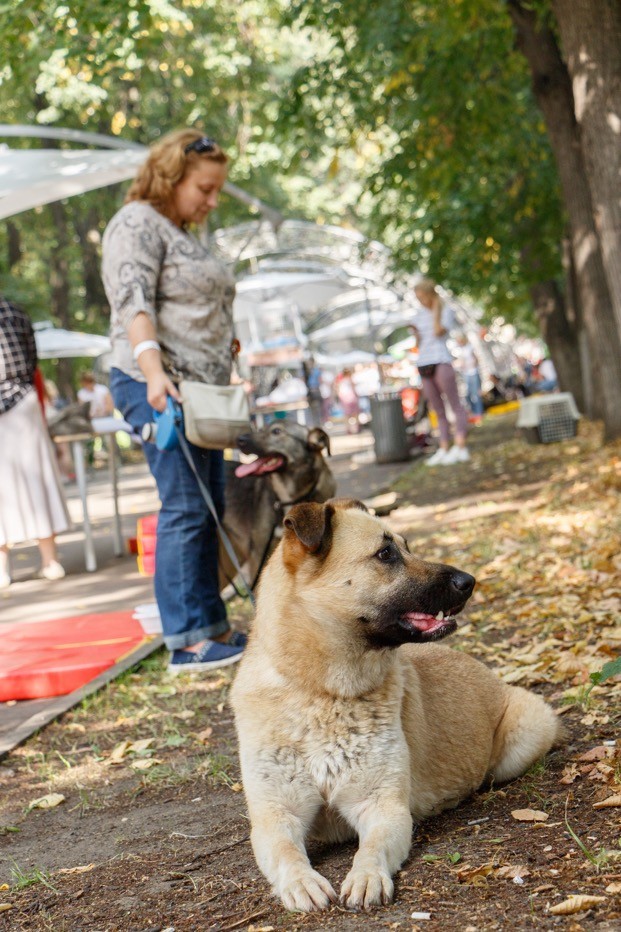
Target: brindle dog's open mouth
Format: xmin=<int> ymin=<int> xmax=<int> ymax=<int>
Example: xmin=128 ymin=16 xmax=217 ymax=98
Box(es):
xmin=234 ymin=455 xmax=285 ymax=478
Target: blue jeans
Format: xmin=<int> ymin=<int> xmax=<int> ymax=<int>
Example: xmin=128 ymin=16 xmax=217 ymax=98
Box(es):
xmin=464 ymin=372 xmax=484 ymax=416
xmin=110 ymin=368 xmax=229 ymax=650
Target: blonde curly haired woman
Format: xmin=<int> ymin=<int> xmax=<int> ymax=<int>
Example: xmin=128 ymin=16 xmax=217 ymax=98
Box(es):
xmin=102 ymin=129 xmax=245 ymax=673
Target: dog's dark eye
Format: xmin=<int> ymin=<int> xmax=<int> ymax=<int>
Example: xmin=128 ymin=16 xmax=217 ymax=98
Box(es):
xmin=375 ymin=545 xmax=397 ymax=563
xmin=271 ymin=427 xmax=282 ymax=436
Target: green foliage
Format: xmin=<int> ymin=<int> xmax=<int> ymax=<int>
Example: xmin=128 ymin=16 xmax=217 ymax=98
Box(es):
xmin=280 ymin=0 xmax=564 ymax=322
xmin=1 ymin=0 xmax=567 ymax=345
xmin=0 ymin=0 xmax=322 ymax=389
xmin=9 ymin=859 xmax=57 ymax=892
xmin=589 ymin=656 xmax=621 ymax=689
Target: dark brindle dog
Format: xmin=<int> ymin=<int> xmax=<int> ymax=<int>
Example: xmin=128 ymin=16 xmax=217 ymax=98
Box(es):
xmin=218 ymin=421 xmax=336 ymax=591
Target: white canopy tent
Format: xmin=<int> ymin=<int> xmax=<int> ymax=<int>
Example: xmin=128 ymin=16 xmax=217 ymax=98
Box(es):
xmin=233 ymin=268 xmax=354 ymax=354
xmin=0 ymin=148 xmax=146 ymax=220
xmin=0 ymin=124 xmax=283 ymax=226
xmin=33 ymin=321 xmax=111 ymax=359
xmin=0 ymin=125 xmax=502 ymax=369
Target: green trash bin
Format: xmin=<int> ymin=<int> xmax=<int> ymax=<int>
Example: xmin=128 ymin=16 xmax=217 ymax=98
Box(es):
xmin=370 ymin=394 xmax=409 ymax=464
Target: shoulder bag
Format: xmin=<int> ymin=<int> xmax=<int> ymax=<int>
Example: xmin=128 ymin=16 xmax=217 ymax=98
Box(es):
xmin=179 ymin=380 xmax=250 ymax=450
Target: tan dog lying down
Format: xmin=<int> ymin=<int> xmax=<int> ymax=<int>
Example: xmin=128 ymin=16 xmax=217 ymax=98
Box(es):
xmin=231 ymin=499 xmax=560 ymax=912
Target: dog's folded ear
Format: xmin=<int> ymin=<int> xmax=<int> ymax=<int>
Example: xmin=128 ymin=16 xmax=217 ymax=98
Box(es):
xmin=283 ymin=499 xmax=369 ymax=564
xmin=307 ymin=427 xmax=331 ymax=456
xmin=283 ymin=501 xmax=333 ymax=555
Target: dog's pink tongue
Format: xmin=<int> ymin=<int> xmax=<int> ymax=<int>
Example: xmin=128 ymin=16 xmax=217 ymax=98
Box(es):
xmin=234 ymin=456 xmax=285 ymax=478
xmin=402 ymin=612 xmax=443 ymax=632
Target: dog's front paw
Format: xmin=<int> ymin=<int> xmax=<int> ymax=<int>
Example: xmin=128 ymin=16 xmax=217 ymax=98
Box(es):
xmin=340 ymin=867 xmax=394 ymax=910
xmin=278 ymin=869 xmax=338 ymax=912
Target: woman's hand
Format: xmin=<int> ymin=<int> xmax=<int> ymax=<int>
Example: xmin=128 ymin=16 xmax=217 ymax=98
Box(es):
xmin=147 ymin=370 xmax=181 ymax=412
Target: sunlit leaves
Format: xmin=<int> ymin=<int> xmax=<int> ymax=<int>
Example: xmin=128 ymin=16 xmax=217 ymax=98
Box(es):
xmin=282 ymin=0 xmax=564 ymax=320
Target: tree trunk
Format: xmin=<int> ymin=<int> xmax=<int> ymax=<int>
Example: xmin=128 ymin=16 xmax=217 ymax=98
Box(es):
xmin=508 ymin=0 xmax=621 ymax=441
xmin=73 ymin=204 xmax=107 ymax=315
xmin=552 ymin=0 xmax=621 ymax=338
xmin=6 ymin=220 xmax=22 ymax=268
xmin=561 ymin=233 xmax=593 ymax=416
xmin=49 ymin=201 xmax=75 ymax=400
xmin=531 ymin=279 xmax=584 ymax=408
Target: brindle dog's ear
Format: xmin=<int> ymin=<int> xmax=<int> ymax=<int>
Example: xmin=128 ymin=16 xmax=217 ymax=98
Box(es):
xmin=283 ymin=501 xmax=334 ymax=555
xmin=307 ymin=427 xmax=331 ymax=456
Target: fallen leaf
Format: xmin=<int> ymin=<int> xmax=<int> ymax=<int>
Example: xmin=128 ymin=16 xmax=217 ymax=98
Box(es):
xmin=195 ymin=727 xmax=213 ymax=745
xmin=559 ymin=764 xmax=581 ymax=785
xmin=131 ymin=758 xmax=162 ymax=771
xmin=605 ymin=882 xmax=621 ymax=894
xmin=28 ymin=793 xmax=65 ymax=810
xmin=56 ymin=864 xmax=95 ymax=875
xmin=0 ymin=885 xmax=7 ymax=892
xmin=0 ymin=905 xmax=13 ymax=912
xmin=173 ymin=710 xmax=195 ymax=720
xmin=495 ymin=865 xmax=530 ymax=880
xmin=577 ymin=746 xmax=612 ymax=762
xmin=455 ymin=863 xmax=494 ymax=885
xmin=229 ymin=782 xmax=243 ymax=792
xmin=590 ymin=762 xmax=615 ymax=782
xmin=548 ymin=894 xmax=607 ymax=915
xmin=592 ymin=794 xmax=621 ymax=808
xmin=128 ymin=738 xmax=154 ymax=753
xmin=580 ymin=712 xmax=610 ymax=726
xmin=109 ymin=740 xmax=131 ymax=763
xmin=511 ymin=808 xmax=549 ymax=822
xmin=556 ymin=655 xmax=587 ymax=675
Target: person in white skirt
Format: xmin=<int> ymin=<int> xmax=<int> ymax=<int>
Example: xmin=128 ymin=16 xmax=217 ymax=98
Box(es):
xmin=0 ymin=297 xmax=70 ymax=588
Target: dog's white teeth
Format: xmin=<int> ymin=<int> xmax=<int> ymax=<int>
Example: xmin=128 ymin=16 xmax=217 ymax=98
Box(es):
xmin=435 ymin=611 xmax=444 ymax=621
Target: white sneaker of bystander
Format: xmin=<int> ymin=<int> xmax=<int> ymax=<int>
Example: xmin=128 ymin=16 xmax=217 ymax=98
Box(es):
xmin=443 ymin=445 xmax=470 ymax=465
xmin=425 ymin=448 xmax=449 ymax=467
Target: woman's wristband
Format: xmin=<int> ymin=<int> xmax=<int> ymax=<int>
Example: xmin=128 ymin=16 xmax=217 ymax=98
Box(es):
xmin=133 ymin=340 xmax=161 ymax=361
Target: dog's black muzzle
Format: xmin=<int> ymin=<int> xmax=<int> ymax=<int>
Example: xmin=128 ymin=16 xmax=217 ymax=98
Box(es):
xmin=237 ymin=432 xmax=279 ymax=459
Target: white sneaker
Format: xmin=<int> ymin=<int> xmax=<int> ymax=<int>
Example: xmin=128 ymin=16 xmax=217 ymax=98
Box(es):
xmin=443 ymin=445 xmax=470 ymax=465
xmin=41 ymin=560 xmax=66 ymax=581
xmin=0 ymin=572 xmax=11 ymax=590
xmin=425 ymin=448 xmax=449 ymax=466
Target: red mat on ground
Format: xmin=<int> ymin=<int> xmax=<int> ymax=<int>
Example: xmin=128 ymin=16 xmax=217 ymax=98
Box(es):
xmin=0 ymin=612 xmax=148 ymax=702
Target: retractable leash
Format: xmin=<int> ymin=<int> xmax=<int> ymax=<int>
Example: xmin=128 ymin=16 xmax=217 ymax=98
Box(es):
xmin=143 ymin=398 xmax=255 ymax=606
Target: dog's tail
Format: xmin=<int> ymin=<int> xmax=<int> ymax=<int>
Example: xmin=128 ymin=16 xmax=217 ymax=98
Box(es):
xmin=489 ymin=686 xmax=562 ymax=784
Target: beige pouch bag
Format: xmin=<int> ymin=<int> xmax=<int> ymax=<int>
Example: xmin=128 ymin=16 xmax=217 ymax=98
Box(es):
xmin=179 ymin=381 xmax=251 ymax=450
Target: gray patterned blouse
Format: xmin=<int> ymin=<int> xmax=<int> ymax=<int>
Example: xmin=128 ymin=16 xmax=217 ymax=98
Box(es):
xmin=101 ymin=201 xmax=236 ymax=385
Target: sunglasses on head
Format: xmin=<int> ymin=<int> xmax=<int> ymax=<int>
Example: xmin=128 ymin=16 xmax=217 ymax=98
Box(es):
xmin=184 ymin=136 xmax=217 ymax=155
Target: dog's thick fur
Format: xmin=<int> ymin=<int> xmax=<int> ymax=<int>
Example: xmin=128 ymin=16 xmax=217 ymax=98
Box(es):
xmin=219 ymin=422 xmax=336 ymax=591
xmin=231 ymin=499 xmax=561 ymax=912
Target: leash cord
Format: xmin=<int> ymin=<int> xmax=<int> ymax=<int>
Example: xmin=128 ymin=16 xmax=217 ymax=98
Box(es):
xmin=175 ymin=426 xmax=255 ymax=607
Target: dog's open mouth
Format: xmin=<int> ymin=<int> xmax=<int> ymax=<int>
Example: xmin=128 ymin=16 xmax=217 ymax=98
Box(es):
xmin=400 ymin=610 xmax=459 ymax=637
xmin=235 ymin=455 xmax=285 ymax=478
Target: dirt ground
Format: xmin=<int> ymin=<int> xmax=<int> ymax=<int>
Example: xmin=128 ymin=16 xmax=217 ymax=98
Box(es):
xmin=0 ymin=412 xmax=620 ymax=931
